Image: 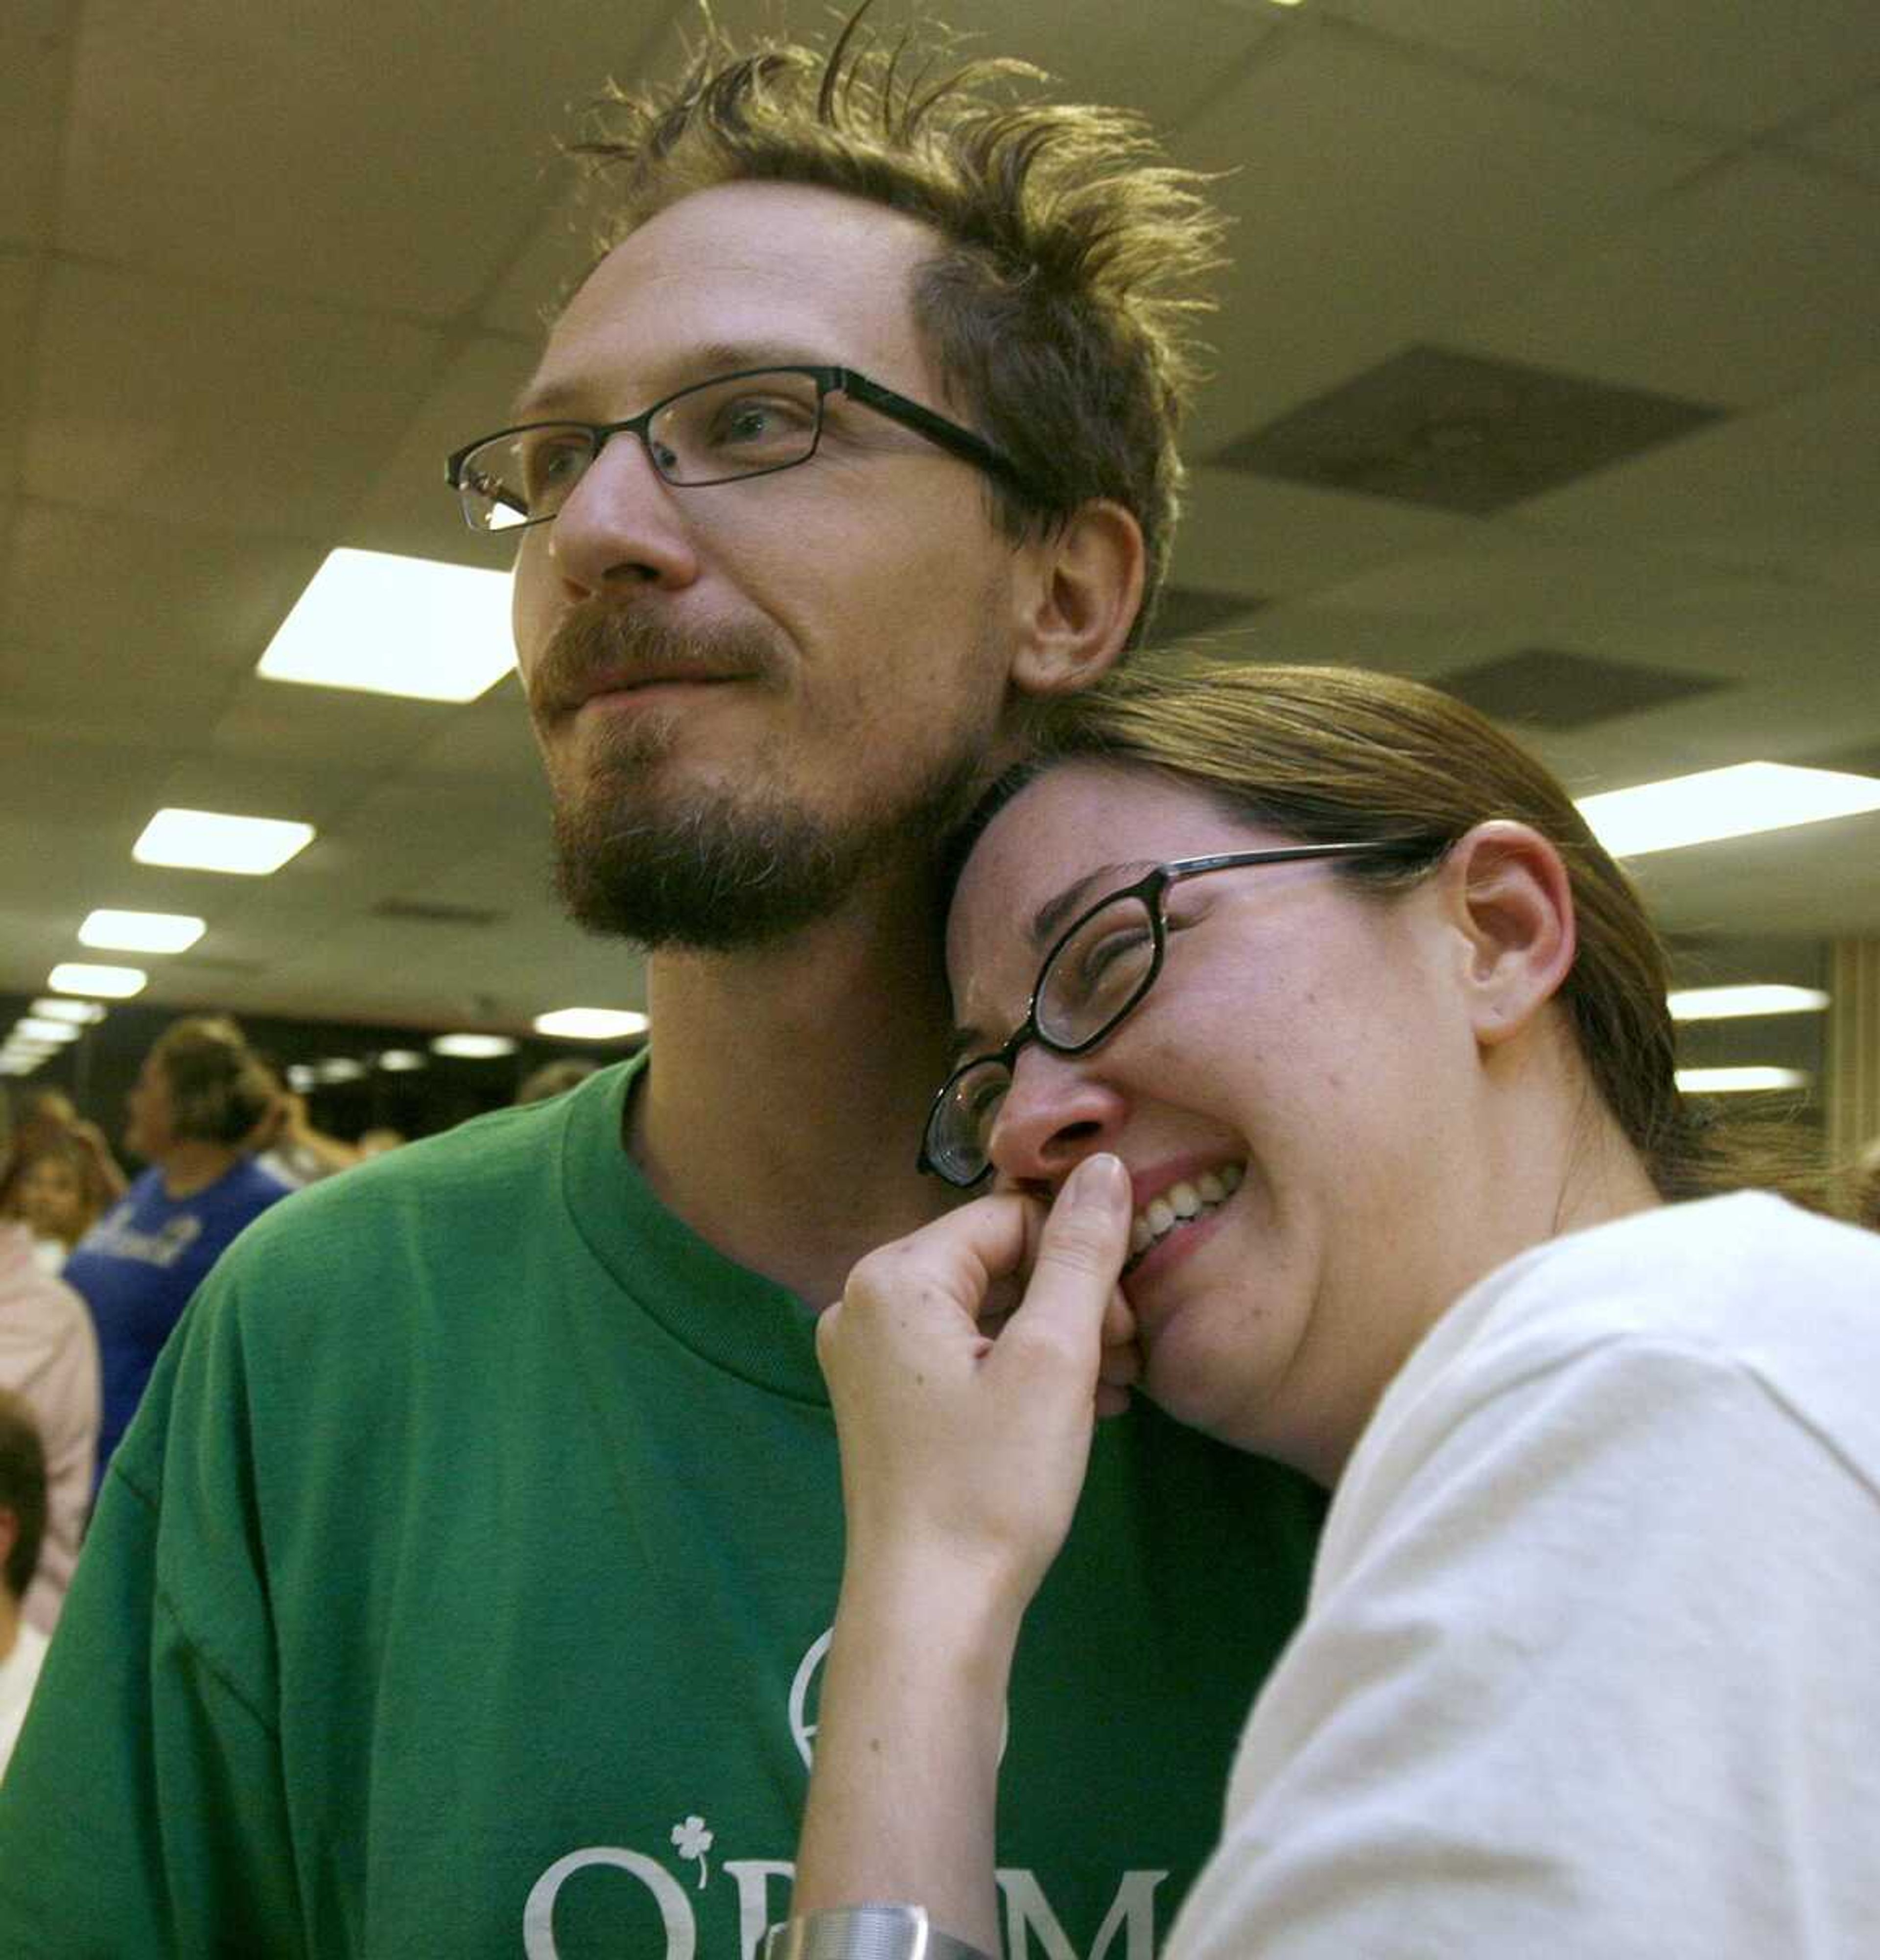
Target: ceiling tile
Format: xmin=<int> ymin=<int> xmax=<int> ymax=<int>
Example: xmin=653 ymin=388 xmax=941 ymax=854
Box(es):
xmin=1318 ymin=0 xmax=1880 ymax=136
xmin=0 ymin=256 xmax=40 ymax=487
xmin=1178 ymin=31 xmax=1716 ymax=445
xmin=1523 ymin=366 xmax=1880 ymax=573
xmin=28 ymin=261 xmax=447 ymax=538
xmin=1171 ymin=467 xmax=1483 ymax=597
xmin=0 ymin=2 xmax=76 ymax=249
xmin=58 ymin=0 xmax=686 ymax=316
xmin=1453 ymin=155 xmax=1880 ymax=405
xmin=1788 ymin=85 xmax=1880 ymax=183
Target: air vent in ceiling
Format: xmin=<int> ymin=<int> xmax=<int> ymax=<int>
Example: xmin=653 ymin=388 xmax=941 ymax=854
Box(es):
xmin=1213 ymin=345 xmax=1726 ymax=515
xmin=372 ymin=898 xmax=506 ymax=927
xmin=1432 ymin=647 xmax=1731 ymax=732
xmin=168 ymin=955 xmax=267 ymax=975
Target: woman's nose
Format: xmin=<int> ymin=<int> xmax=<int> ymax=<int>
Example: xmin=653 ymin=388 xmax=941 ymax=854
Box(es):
xmin=986 ymin=1044 xmax=1127 ymax=1187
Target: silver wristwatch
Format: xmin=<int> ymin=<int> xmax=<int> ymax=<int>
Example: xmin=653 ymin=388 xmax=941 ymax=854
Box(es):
xmin=763 ymin=1903 xmax=995 ymax=1960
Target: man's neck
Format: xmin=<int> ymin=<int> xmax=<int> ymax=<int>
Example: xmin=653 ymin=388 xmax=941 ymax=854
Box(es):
xmin=0 ymin=1589 xmax=17 ymax=1667
xmin=629 ymin=868 xmax=961 ymax=1306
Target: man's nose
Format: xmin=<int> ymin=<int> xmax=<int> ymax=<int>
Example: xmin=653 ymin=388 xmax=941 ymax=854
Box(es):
xmin=541 ymin=432 xmax=702 ymax=596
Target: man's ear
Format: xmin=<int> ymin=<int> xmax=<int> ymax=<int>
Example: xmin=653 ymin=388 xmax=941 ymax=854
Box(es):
xmin=1440 ymin=821 xmax=1578 ymax=1050
xmin=1007 ymin=499 xmax=1145 ymax=699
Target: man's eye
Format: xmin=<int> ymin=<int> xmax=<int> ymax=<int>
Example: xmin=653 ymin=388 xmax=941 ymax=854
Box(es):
xmin=518 ymin=435 xmax=591 ymax=498
xmin=705 ymin=395 xmax=815 ymax=450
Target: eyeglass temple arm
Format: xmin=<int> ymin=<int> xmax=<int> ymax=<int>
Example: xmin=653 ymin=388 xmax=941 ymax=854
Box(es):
xmin=833 ymin=370 xmax=1034 ymax=493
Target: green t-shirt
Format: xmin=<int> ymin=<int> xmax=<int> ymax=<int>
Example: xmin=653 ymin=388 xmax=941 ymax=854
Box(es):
xmin=0 ymin=1060 xmax=1322 ymax=1957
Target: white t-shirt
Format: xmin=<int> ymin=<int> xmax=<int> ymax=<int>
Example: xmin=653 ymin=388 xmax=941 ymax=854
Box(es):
xmin=0 ymin=1622 xmax=49 ymax=1780
xmin=1168 ymin=1193 xmax=1880 ymax=1960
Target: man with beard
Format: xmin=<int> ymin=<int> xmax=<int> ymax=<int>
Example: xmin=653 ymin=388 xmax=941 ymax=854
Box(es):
xmin=0 ymin=17 xmax=1323 ymax=1956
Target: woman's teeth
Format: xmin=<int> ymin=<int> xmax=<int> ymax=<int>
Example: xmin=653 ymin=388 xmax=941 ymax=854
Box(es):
xmin=1128 ymin=1163 xmax=1244 ymax=1261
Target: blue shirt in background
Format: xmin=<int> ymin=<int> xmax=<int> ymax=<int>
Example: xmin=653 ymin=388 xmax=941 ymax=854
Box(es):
xmin=64 ymin=1159 xmax=290 ymax=1481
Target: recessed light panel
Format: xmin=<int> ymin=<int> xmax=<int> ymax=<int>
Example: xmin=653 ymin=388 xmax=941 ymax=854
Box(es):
xmin=134 ymin=808 xmax=316 ymax=876
xmin=1675 ymin=1066 xmax=1809 ymax=1094
xmin=533 ymin=1009 xmax=650 ymax=1040
xmin=258 ymin=548 xmax=515 ymax=703
xmin=15 ymin=1019 xmax=83 ymax=1043
xmin=1578 ymin=762 xmax=1880 ymax=858
xmin=376 ymin=1051 xmax=427 ymax=1072
xmin=1668 ymin=985 xmax=1830 ymax=1022
xmin=430 ymin=1034 xmax=517 ymax=1060
xmin=78 ymin=909 xmax=206 ymax=954
xmin=49 ymin=963 xmax=147 ymax=999
xmin=29 ymin=998 xmax=106 ymax=1024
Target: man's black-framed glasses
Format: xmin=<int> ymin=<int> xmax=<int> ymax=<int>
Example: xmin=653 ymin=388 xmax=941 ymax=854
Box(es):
xmin=918 ymin=842 xmax=1397 ymax=1188
xmin=446 ymin=364 xmax=1031 ymax=533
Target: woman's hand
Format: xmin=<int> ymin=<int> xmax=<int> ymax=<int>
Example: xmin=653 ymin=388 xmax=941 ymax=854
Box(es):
xmin=818 ymin=1151 xmax=1136 ymax=1624
xmin=792 ymin=1154 xmax=1137 ymax=1951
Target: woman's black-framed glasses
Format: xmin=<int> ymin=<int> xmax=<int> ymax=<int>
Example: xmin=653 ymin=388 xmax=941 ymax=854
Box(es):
xmin=446 ymin=364 xmax=1033 ymax=532
xmin=918 ymin=842 xmax=1395 ymax=1188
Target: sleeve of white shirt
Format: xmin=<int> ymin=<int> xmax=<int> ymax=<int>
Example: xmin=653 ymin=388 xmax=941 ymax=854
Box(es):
xmin=1165 ymin=1333 xmax=1880 ymax=1960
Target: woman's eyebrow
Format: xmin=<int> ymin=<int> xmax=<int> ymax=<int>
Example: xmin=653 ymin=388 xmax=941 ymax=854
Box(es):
xmin=1028 ymin=861 xmax=1155 ymax=948
xmin=946 ymin=860 xmax=1159 ymax=1061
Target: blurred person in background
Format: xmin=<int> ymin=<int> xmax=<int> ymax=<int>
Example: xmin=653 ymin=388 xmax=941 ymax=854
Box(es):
xmin=0 ymin=1106 xmax=98 ymax=1636
xmin=1854 ymin=1137 xmax=1880 ymax=1231
xmin=0 ymin=1391 xmax=50 ymax=1778
xmin=61 ymin=1016 xmax=289 ymax=1484
xmin=514 ymin=1057 xmax=600 ymax=1105
xmin=0 ymin=1133 xmax=115 ymax=1275
xmin=248 ymin=1067 xmax=363 ymax=1188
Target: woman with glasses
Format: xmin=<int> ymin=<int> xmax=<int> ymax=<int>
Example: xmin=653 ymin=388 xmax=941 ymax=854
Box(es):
xmin=769 ymin=659 xmax=1880 ymax=1960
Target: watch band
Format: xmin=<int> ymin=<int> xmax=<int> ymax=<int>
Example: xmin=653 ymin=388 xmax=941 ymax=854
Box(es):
xmin=763 ymin=1903 xmax=995 ymax=1960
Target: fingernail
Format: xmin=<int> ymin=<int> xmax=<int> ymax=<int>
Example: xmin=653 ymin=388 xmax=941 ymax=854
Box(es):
xmin=1067 ymin=1152 xmax=1128 ymax=1207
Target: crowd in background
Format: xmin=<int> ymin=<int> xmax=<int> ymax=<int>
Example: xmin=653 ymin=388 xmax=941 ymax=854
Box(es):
xmin=0 ymin=1012 xmax=621 ymax=1776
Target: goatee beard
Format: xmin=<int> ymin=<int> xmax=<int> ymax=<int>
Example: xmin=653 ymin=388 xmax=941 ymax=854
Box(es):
xmin=552 ymin=749 xmax=983 ymax=950
xmin=538 ymin=603 xmax=990 ymax=951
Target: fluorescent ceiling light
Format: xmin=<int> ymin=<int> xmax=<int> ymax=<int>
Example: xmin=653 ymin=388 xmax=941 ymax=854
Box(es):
xmin=315 ymin=1058 xmax=367 ymax=1084
xmin=49 ymin=962 xmax=147 ymax=999
xmin=533 ymin=1008 xmax=650 ymax=1040
xmin=258 ymin=548 xmax=515 ymax=703
xmin=3 ymin=1038 xmax=60 ymax=1057
xmin=79 ymin=908 xmax=206 ymax=954
xmin=134 ymin=807 xmax=316 ymax=876
xmin=286 ymin=1064 xmax=318 ymax=1092
xmin=1675 ymin=1066 xmax=1809 ymax=1094
xmin=1578 ymin=762 xmax=1880 ymax=858
xmin=29 ymin=997 xmax=106 ymax=1024
xmin=376 ymin=1050 xmax=426 ymax=1072
xmin=0 ymin=1056 xmax=45 ymax=1076
xmin=430 ymin=1033 xmax=517 ymax=1060
xmin=15 ymin=1019 xmax=82 ymax=1044
xmin=1668 ymin=985 xmax=1830 ymax=1022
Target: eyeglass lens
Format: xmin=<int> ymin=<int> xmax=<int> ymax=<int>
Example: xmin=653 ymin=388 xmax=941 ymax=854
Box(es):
xmin=460 ymin=371 xmax=828 ymax=530
xmin=931 ymin=892 xmax=1159 ymax=1181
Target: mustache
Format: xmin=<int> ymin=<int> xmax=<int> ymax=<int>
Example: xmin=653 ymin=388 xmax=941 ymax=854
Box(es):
xmin=525 ymin=603 xmax=782 ymax=715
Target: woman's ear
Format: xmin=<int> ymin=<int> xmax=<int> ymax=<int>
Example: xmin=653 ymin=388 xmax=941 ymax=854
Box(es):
xmin=1007 ymin=499 xmax=1145 ymax=699
xmin=1440 ymin=821 xmax=1578 ymax=1049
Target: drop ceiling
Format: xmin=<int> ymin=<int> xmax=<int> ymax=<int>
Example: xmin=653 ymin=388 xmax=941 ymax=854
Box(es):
xmin=3 ymin=0 xmax=1878 ymax=1039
